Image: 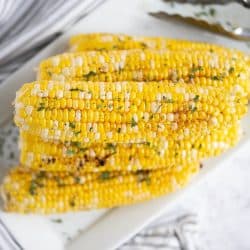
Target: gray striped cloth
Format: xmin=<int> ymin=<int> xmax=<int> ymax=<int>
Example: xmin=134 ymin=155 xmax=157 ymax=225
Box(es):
xmin=0 ymin=1 xmax=199 ymax=249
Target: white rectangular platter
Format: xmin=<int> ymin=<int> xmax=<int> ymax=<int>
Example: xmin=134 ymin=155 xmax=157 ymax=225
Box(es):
xmin=0 ymin=0 xmax=249 ymax=249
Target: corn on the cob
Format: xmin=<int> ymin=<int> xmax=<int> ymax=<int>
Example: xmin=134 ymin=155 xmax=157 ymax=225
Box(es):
xmin=38 ymin=50 xmax=249 ymax=86
xmin=2 ymin=162 xmax=199 ymax=213
xmin=69 ymin=33 xmax=242 ymax=55
xmin=19 ymin=121 xmax=240 ymax=172
xmin=14 ymin=80 xmax=247 ymax=144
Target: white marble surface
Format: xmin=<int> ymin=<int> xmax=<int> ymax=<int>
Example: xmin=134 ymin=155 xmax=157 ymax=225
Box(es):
xmin=167 ymin=141 xmax=250 ymax=250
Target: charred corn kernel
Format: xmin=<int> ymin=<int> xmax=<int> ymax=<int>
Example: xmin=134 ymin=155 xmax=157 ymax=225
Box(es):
xmin=19 ymin=121 xmax=240 ymax=172
xmin=38 ymin=50 xmax=249 ymax=84
xmin=2 ymin=162 xmax=199 ymax=213
xmin=69 ymin=33 xmax=243 ymax=56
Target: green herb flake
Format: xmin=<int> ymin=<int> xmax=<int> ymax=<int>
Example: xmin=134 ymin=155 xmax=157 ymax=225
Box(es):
xmin=83 ymin=71 xmax=96 ymax=80
xmin=117 ymin=128 xmax=121 ymax=133
xmin=108 ymin=104 xmax=113 ymax=109
xmin=74 ymin=176 xmax=81 ymax=184
xmin=66 ymin=149 xmax=75 ymax=156
xmin=69 ymin=122 xmax=76 ymax=129
xmin=36 ymin=171 xmax=46 ymax=179
xmin=191 ymin=66 xmax=203 ymax=73
xmin=29 ymin=181 xmax=37 ymax=195
xmin=99 ymin=171 xmax=110 ymax=181
xmin=69 ymin=88 xmax=84 ymax=92
xmin=105 ymin=143 xmax=117 ymax=152
xmin=89 ymin=126 xmax=93 ymax=132
xmin=189 ymin=105 xmax=197 ymax=113
xmin=229 ymin=67 xmax=235 ymax=74
xmin=74 ymin=130 xmax=81 ymax=136
xmin=162 ymin=96 xmax=174 ymax=103
xmin=51 ymin=218 xmax=63 ymax=223
xmin=71 ymin=141 xmax=82 ymax=148
xmin=131 ymin=117 xmax=138 ymax=127
xmin=37 ymin=103 xmax=45 ymax=111
xmin=211 ymin=74 xmax=225 ymax=81
xmin=194 ymin=11 xmax=208 ymax=18
xmin=209 ymin=8 xmax=216 ymax=16
xmin=193 ymin=95 xmax=199 ymax=102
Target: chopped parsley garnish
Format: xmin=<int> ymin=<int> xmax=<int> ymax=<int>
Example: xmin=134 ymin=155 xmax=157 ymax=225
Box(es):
xmin=193 ymin=95 xmax=199 ymax=102
xmin=69 ymin=88 xmax=84 ymax=92
xmin=37 ymin=103 xmax=45 ymax=111
xmin=194 ymin=11 xmax=208 ymax=18
xmin=66 ymin=149 xmax=75 ymax=156
xmin=83 ymin=71 xmax=96 ymax=80
xmin=189 ymin=105 xmax=197 ymax=112
xmin=131 ymin=117 xmax=138 ymax=127
xmin=189 ymin=66 xmax=203 ymax=79
xmin=162 ymin=96 xmax=174 ymax=103
xmin=99 ymin=171 xmax=110 ymax=180
xmin=97 ymin=104 xmax=103 ymax=109
xmin=51 ymin=218 xmax=63 ymax=223
xmin=74 ymin=130 xmax=81 ymax=136
xmin=229 ymin=67 xmax=235 ymax=74
xmin=70 ymin=141 xmax=87 ymax=153
xmin=105 ymin=143 xmax=117 ymax=152
xmin=74 ymin=176 xmax=81 ymax=184
xmin=29 ymin=181 xmax=37 ymax=195
xmin=117 ymin=128 xmax=121 ymax=133
xmin=211 ymin=73 xmax=226 ymax=81
xmin=71 ymin=141 xmax=81 ymax=148
xmin=209 ymin=8 xmax=216 ymax=16
xmin=36 ymin=171 xmax=46 ymax=179
xmin=69 ymin=122 xmax=76 ymax=129
xmin=191 ymin=66 xmax=203 ymax=73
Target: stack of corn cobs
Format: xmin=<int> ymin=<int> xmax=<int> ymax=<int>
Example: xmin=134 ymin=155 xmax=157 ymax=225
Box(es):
xmin=2 ymin=33 xmax=250 ymax=213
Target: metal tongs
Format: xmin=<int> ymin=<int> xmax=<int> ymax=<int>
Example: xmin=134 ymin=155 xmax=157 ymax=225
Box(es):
xmin=150 ymin=0 xmax=250 ymax=40
xmin=162 ymin=0 xmax=250 ymax=8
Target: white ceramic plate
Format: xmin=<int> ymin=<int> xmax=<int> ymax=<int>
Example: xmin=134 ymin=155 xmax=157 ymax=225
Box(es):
xmin=0 ymin=0 xmax=249 ymax=249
